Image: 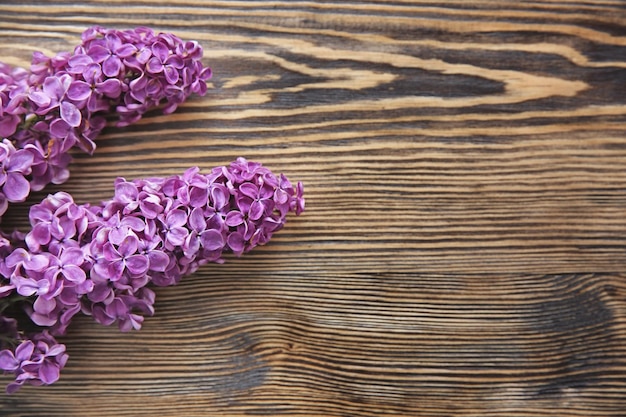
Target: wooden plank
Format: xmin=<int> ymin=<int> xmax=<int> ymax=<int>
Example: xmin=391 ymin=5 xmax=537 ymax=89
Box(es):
xmin=1 ymin=1 xmax=626 ymax=415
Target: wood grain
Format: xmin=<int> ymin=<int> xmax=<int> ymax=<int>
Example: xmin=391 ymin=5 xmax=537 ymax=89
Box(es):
xmin=1 ymin=0 xmax=626 ymax=415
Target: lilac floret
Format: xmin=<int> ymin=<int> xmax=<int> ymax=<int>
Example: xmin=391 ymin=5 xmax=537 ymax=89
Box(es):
xmin=0 ymin=140 xmax=37 ymax=217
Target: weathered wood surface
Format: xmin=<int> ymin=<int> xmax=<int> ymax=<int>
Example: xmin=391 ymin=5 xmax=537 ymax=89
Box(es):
xmin=1 ymin=0 xmax=626 ymax=415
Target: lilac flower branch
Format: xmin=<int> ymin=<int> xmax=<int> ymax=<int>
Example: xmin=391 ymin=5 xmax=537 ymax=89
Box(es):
xmin=0 ymin=158 xmax=304 ymax=392
xmin=0 ymin=26 xmax=212 ymax=218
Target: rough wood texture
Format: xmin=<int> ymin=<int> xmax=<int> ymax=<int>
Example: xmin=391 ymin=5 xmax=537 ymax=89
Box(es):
xmin=1 ymin=1 xmax=626 ymax=416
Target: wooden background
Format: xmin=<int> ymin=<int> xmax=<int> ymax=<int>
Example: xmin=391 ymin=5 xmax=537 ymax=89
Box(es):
xmin=1 ymin=0 xmax=626 ymax=415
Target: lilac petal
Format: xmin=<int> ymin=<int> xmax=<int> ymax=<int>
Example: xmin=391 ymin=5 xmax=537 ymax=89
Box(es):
xmin=249 ymin=200 xmax=265 ymax=221
xmin=108 ymin=227 xmax=129 ymax=246
xmin=118 ymin=235 xmax=139 ymax=257
xmin=89 ymin=283 xmax=113 ymax=303
xmin=242 ymin=221 xmax=256 ymax=241
xmin=210 ymin=185 xmax=229 ymax=209
xmin=120 ymin=313 xmax=143 ymax=332
xmin=29 ymin=204 xmax=53 ymax=222
xmin=96 ymin=78 xmax=122 ymax=98
xmin=0 ymin=146 xmax=10 ymax=164
xmin=66 ymin=204 xmax=84 ymax=220
xmin=14 ymin=341 xmax=35 ymax=362
xmin=29 ymin=310 xmax=57 ymax=327
xmin=46 ymin=344 xmax=66 ymax=357
xmin=125 ymin=216 xmax=147 ymax=232
xmin=148 ymin=250 xmax=170 ymax=272
xmin=191 ymin=75 xmax=211 ymax=96
xmin=162 ymin=177 xmax=183 ymax=197
xmin=68 ymin=54 xmax=93 ymax=71
xmin=104 ymin=32 xmax=122 ymax=50
xmin=129 ymin=72 xmax=147 ymax=91
xmin=6 ymin=382 xmax=23 ymax=394
xmin=39 ymin=361 xmax=61 ymax=385
xmin=3 ymin=172 xmax=30 ymax=202
xmin=92 ymin=305 xmax=116 ymax=326
xmin=115 ymin=43 xmax=138 ymax=58
xmin=188 ymin=207 xmax=206 ymax=233
xmin=5 ymin=248 xmax=29 ymax=269
xmin=87 ymin=45 xmax=110 ymax=63
xmin=87 ymin=95 xmax=110 ymax=113
xmin=165 ymin=54 xmax=184 ymax=69
xmin=200 ymin=229 xmax=224 ymax=251
xmin=82 ymin=63 xmax=102 ymax=84
xmin=129 ymin=86 xmax=147 ymax=103
xmin=136 ymin=47 xmax=152 ymax=64
xmin=226 ymin=232 xmax=245 ymax=254
xmin=102 ymin=241 xmax=119 ymax=261
xmin=0 ymin=284 xmax=15 ymax=298
xmin=7 ymin=149 xmax=34 ymax=173
xmin=162 ymin=101 xmax=179 ymax=115
xmin=0 ymin=114 xmax=20 ymax=137
xmin=60 ymin=247 xmax=84 ymax=263
xmin=166 ymin=227 xmax=188 ymax=246
xmin=125 ymin=255 xmax=149 ymax=275
xmin=139 ymin=197 xmax=163 ymax=219
xmin=106 ymin=298 xmax=127 ymax=318
xmin=259 ymin=183 xmax=275 ymax=198
xmin=296 ymin=182 xmax=305 ymax=215
xmin=239 ymin=183 xmax=259 ymax=199
xmin=56 ymin=217 xmax=78 ymax=240
xmin=49 ymin=118 xmax=71 ymax=138
xmin=67 ymin=80 xmax=92 ymax=101
xmin=145 ymin=79 xmax=162 ymax=95
xmin=146 ymin=57 xmax=164 ymax=74
xmin=81 ymin=26 xmax=99 ymax=42
xmin=77 ymin=278 xmax=94 ymax=294
xmin=236 ymin=196 xmax=252 ymax=213
xmin=183 ymin=233 xmax=200 ymax=257
xmin=28 ymin=91 xmax=52 ymax=108
xmin=60 ymin=101 xmax=81 ymax=127
xmin=184 ymin=41 xmax=202 ymax=59
xmin=107 ymin=260 xmax=124 ymax=281
xmin=62 ymin=265 xmax=86 ymax=283
xmin=0 ymin=350 xmax=19 ymax=372
xmin=225 ymin=211 xmax=244 ymax=227
xmin=24 ymin=254 xmax=50 ymax=271
xmin=13 ymin=277 xmax=43 ymax=297
xmin=114 ymin=181 xmax=137 ymax=203
xmin=129 ymin=273 xmax=150 ymax=291
xmin=164 ymin=66 xmax=179 ymax=84
xmin=189 ymin=186 xmax=208 ymax=208
xmin=151 ymin=41 xmax=169 ymax=61
xmin=42 ymin=76 xmax=64 ymax=100
xmin=34 ymin=296 xmax=56 ymax=315
xmin=274 ymin=188 xmax=289 ymax=205
xmin=166 ymin=209 xmax=188 ymax=228
xmin=59 ymin=73 xmax=73 ymax=94
xmin=102 ymin=55 xmax=122 ymax=77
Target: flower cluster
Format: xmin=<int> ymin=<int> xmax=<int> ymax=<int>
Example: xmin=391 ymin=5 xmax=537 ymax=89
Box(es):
xmin=0 ymin=330 xmax=68 ymax=394
xmin=0 ymin=26 xmax=212 ymax=217
xmin=0 ymin=25 xmax=304 ymax=396
xmin=0 ymin=158 xmax=304 ymax=392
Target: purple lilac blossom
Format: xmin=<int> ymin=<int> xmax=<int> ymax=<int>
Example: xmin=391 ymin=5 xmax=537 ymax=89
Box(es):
xmin=0 ymin=26 xmax=212 ymax=218
xmin=0 ymin=330 xmax=68 ymax=394
xmin=0 ymin=158 xmax=303 ymax=392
